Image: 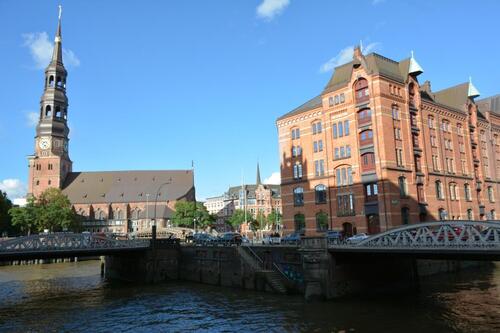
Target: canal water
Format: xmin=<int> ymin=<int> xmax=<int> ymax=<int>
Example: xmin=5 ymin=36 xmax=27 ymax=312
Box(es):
xmin=0 ymin=261 xmax=499 ymax=332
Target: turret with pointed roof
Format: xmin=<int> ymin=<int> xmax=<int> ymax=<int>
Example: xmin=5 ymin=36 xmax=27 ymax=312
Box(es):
xmin=256 ymin=163 xmax=262 ymax=185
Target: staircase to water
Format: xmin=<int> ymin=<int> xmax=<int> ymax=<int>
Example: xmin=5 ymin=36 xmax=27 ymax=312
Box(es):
xmin=237 ymin=246 xmax=288 ymax=294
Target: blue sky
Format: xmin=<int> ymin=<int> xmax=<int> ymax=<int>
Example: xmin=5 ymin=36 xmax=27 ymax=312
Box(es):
xmin=1 ymin=0 xmax=499 ymax=201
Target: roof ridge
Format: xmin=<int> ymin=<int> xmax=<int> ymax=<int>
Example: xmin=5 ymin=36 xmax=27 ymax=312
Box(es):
xmin=433 ymin=82 xmax=468 ymax=94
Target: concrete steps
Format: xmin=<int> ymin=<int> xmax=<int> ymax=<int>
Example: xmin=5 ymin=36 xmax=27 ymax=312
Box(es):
xmin=237 ymin=246 xmax=288 ymax=294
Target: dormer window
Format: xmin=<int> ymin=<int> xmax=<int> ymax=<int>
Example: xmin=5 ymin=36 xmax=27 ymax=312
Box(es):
xmin=355 ymin=78 xmax=369 ymax=104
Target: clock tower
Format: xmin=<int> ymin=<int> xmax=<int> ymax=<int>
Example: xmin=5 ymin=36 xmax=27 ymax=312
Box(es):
xmin=28 ymin=7 xmax=72 ymax=198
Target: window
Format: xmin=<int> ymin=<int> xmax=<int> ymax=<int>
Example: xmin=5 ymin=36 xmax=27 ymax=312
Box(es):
xmin=334 ymin=148 xmax=339 ymax=159
xmin=334 ymin=95 xmax=339 ymax=105
xmin=449 ymin=183 xmax=457 ymax=201
xmin=396 ymin=148 xmax=403 ymax=167
xmin=355 ymin=78 xmax=369 ymax=104
xmin=335 ymin=167 xmax=353 ymax=186
xmin=316 ymin=212 xmax=329 ymax=231
xmin=365 ymin=183 xmax=378 ymax=200
xmin=401 ymin=207 xmax=410 ymax=225
xmin=467 ymin=209 xmax=473 ymax=220
xmin=315 ymin=185 xmax=327 ymax=204
xmin=45 ymin=105 xmax=52 ymax=117
xmin=392 ymin=105 xmax=400 ymax=120
xmin=357 ymin=108 xmax=372 ymax=125
xmin=332 ymin=123 xmax=338 ymax=138
xmin=457 ymin=123 xmax=463 ymax=135
xmin=292 ymin=145 xmax=302 ymax=157
xmin=346 ymin=145 xmax=351 ymax=157
xmin=441 ymin=120 xmax=450 ymax=132
xmin=399 ymin=177 xmax=408 ymax=198
xmin=394 ymin=127 xmax=401 ymax=140
xmin=314 ymin=160 xmax=325 ymax=177
xmin=328 ymin=96 xmax=334 ymax=107
xmin=436 ymin=180 xmax=444 ymax=199
xmin=491 ymin=210 xmax=496 ymax=220
xmin=312 ymin=122 xmax=322 ymax=135
xmin=428 ymin=116 xmax=434 ymax=129
xmin=340 ymin=93 xmax=345 ymax=103
xmin=439 ymin=208 xmax=448 ymax=220
xmin=337 ymin=194 xmax=355 ymax=216
xmin=338 ymin=122 xmax=343 ymax=137
xmin=488 ymin=186 xmax=495 ymax=203
xmin=294 ymin=213 xmax=305 ymax=235
xmin=360 ymin=129 xmax=373 ymax=145
xmin=432 ymin=155 xmax=440 ymax=171
xmin=293 ymin=163 xmax=303 ymax=180
xmin=291 ymin=128 xmax=300 ymax=140
xmin=361 ymin=152 xmax=376 ymax=171
xmin=293 ymin=187 xmax=304 ymax=206
xmin=313 ymin=140 xmax=323 ymax=153
xmin=344 ymin=120 xmax=350 ymax=136
xmin=464 ymin=184 xmax=471 ymax=201
xmin=430 ymin=135 xmax=437 ymax=147
xmin=48 ymin=164 xmax=53 ymax=170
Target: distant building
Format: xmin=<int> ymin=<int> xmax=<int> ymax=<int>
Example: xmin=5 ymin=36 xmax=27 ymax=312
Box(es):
xmin=277 ymin=46 xmax=500 ymax=237
xmin=204 ymin=164 xmax=282 ymax=231
xmin=26 ymin=11 xmax=195 ymax=234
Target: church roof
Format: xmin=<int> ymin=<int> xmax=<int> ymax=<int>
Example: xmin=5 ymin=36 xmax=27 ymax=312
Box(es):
xmin=62 ymin=170 xmax=194 ymax=204
xmin=226 ymin=184 xmax=281 ymax=200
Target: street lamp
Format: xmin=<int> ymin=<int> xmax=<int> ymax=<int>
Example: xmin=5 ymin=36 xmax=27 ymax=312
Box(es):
xmin=193 ymin=217 xmax=197 ymax=233
xmin=152 ymin=179 xmax=172 ymax=240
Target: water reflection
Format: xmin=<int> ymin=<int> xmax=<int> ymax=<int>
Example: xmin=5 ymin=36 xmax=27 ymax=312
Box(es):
xmin=0 ymin=261 xmax=499 ymax=332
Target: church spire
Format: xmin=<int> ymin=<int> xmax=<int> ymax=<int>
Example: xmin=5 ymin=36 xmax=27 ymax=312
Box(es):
xmin=256 ymin=163 xmax=262 ymax=185
xmin=51 ymin=5 xmax=63 ymax=65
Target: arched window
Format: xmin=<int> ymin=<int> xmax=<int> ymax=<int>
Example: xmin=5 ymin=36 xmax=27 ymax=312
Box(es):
xmin=438 ymin=208 xmax=447 ymax=220
xmin=488 ymin=186 xmax=495 ymax=202
xmin=315 ymin=184 xmax=327 ymax=204
xmin=55 ymin=106 xmax=61 ymax=118
xmin=399 ymin=176 xmax=408 ymax=198
xmin=361 ymin=152 xmax=375 ymax=171
xmin=132 ymin=209 xmax=140 ymax=220
xmin=312 ymin=121 xmax=322 ymax=135
xmin=401 ymin=207 xmax=410 ymax=225
xmin=96 ymin=209 xmax=105 ymax=220
xmin=293 ymin=187 xmax=304 ymax=206
xmin=355 ymin=78 xmax=369 ymax=104
xmin=316 ymin=212 xmax=328 ymax=231
xmin=491 ymin=210 xmax=496 ymax=220
xmin=449 ymin=183 xmax=457 ymax=201
xmin=293 ymin=163 xmax=303 ymax=180
xmin=49 ymin=75 xmax=54 ymax=87
xmin=45 ymin=105 xmax=52 ymax=117
xmin=467 ymin=209 xmax=473 ymax=220
xmin=359 ymin=129 xmax=373 ymax=146
xmin=294 ymin=213 xmax=305 ymax=235
xmin=357 ymin=108 xmax=372 ymax=125
xmin=464 ymin=183 xmax=471 ymax=201
xmin=435 ymin=180 xmax=444 ymax=199
xmin=115 ymin=209 xmax=122 ymax=220
xmin=428 ymin=116 xmax=434 ymax=129
xmin=56 ymin=76 xmax=62 ymax=87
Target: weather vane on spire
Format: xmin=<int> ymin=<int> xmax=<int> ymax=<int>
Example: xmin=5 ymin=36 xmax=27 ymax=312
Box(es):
xmin=58 ymin=5 xmax=62 ymax=20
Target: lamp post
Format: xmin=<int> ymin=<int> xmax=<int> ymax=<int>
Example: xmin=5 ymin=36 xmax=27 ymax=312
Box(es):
xmin=193 ymin=217 xmax=197 ymax=233
xmin=152 ymin=179 xmax=172 ymax=241
xmin=146 ymin=193 xmax=150 ymax=232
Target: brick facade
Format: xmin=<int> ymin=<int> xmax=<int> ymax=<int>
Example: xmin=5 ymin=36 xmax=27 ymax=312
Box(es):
xmin=277 ymin=47 xmax=500 ymax=236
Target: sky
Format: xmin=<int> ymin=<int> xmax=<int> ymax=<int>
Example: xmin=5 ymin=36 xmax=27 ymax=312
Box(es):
xmin=1 ymin=0 xmax=500 ymax=201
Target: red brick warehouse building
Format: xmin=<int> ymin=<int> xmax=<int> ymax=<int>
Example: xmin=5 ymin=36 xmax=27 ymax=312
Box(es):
xmin=277 ymin=46 xmax=500 ymax=237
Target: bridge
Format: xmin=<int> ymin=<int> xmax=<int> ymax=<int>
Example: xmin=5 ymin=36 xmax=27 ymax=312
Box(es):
xmin=0 ymin=233 xmax=150 ymax=261
xmin=327 ymin=221 xmax=500 ymax=260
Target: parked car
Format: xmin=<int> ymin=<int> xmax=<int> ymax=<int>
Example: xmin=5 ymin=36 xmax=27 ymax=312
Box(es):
xmin=193 ymin=233 xmax=216 ymax=245
xmin=241 ymin=236 xmax=250 ymax=244
xmin=217 ymin=232 xmax=243 ymax=245
xmin=325 ymin=230 xmax=344 ymax=244
xmin=346 ymin=233 xmax=369 ymax=244
xmin=282 ymin=232 xmax=301 ymax=245
xmin=262 ymin=234 xmax=281 ymax=245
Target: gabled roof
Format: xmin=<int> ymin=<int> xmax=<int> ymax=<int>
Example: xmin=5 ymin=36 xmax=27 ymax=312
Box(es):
xmin=432 ymin=82 xmax=471 ymax=113
xmin=477 ymin=94 xmax=500 ymax=116
xmin=226 ymin=184 xmax=281 ymax=200
xmin=276 ymin=95 xmax=322 ymax=121
xmin=62 ymin=170 xmax=194 ymax=204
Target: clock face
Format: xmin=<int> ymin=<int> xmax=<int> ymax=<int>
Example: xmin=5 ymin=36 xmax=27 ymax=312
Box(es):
xmin=38 ymin=137 xmax=51 ymax=150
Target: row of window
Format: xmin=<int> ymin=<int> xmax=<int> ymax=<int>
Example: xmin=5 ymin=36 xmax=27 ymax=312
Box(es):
xmin=334 ymin=145 xmax=351 ymax=159
xmin=328 ymin=93 xmax=346 ymax=107
xmin=332 ymin=120 xmax=350 ymax=138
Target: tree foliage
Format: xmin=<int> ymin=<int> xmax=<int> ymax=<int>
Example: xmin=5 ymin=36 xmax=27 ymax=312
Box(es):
xmin=0 ymin=191 xmax=14 ymax=236
xmin=8 ymin=188 xmax=80 ymax=235
xmin=171 ymin=201 xmax=214 ymax=229
xmin=266 ymin=210 xmax=282 ymax=227
xmin=227 ymin=209 xmax=252 ymax=228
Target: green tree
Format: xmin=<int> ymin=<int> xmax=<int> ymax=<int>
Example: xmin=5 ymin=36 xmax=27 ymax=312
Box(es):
xmin=227 ymin=209 xmax=252 ymax=228
xmin=9 ymin=197 xmax=37 ymax=235
xmin=267 ymin=210 xmax=282 ymax=229
xmin=171 ymin=201 xmax=213 ymax=229
xmin=0 ymin=191 xmax=13 ymax=236
xmin=9 ymin=188 xmax=80 ymax=234
xmin=255 ymin=211 xmax=266 ymax=230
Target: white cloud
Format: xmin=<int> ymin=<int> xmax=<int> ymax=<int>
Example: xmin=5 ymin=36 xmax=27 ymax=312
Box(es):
xmin=26 ymin=111 xmax=38 ymax=127
xmin=22 ymin=32 xmax=80 ymax=69
xmin=257 ymin=0 xmax=290 ymax=20
xmin=320 ymin=42 xmax=381 ymax=73
xmin=264 ymin=172 xmax=281 ymax=185
xmin=0 ymin=179 xmax=27 ymax=200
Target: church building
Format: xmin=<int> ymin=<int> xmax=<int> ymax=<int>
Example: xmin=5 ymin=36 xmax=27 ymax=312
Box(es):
xmin=27 ymin=11 xmax=195 ymax=234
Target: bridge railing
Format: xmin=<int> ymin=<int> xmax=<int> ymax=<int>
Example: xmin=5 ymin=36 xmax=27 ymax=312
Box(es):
xmin=0 ymin=233 xmax=150 ymax=253
xmin=332 ymin=221 xmax=500 ymax=249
